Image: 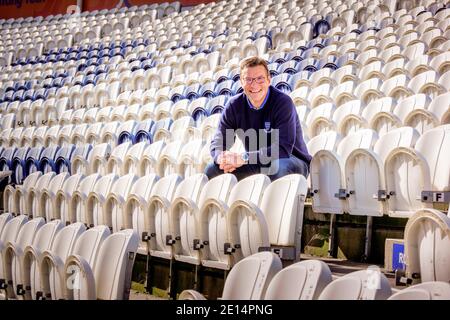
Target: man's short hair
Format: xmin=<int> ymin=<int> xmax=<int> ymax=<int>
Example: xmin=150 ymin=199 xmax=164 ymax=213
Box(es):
xmin=240 ymin=56 xmax=269 ymax=77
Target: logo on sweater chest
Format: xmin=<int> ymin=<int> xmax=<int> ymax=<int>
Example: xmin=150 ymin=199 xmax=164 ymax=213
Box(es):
xmin=264 ymin=121 xmax=272 ymax=133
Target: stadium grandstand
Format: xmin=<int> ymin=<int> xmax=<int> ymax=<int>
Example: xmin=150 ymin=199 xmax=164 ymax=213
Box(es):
xmin=0 ymin=0 xmax=449 ymax=301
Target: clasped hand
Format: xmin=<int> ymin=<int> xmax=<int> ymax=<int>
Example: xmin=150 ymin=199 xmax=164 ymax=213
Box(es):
xmin=217 ymin=151 xmax=246 ymax=173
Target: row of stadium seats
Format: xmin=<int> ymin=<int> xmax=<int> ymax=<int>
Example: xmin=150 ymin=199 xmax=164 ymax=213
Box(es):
xmin=2 ymin=172 xmax=308 ymax=280
xmin=0 ymin=213 xmax=138 ymax=300
xmin=179 ymin=248 xmax=450 ymax=300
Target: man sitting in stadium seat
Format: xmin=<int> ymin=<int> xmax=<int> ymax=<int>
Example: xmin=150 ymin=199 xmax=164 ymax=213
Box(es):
xmin=205 ymin=56 xmax=311 ymax=181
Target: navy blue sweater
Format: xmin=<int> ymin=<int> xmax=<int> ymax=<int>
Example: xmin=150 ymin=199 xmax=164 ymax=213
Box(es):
xmin=210 ymin=86 xmax=312 ymax=166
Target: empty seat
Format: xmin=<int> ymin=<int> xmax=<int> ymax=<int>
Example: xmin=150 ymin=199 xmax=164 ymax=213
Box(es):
xmin=384 ymin=125 xmax=450 ymax=217
xmin=84 ymin=173 xmax=120 ymax=227
xmin=117 ymin=120 xmax=138 ymax=145
xmin=21 ymin=219 xmax=64 ymax=300
xmin=54 ymin=173 xmax=85 ymax=224
xmin=403 ymin=208 xmax=450 ymax=285
xmin=388 ymin=282 xmax=450 ymax=300
xmin=64 ymin=229 xmax=138 ymax=300
xmin=176 ymin=139 xmax=205 ymax=178
xmin=3 ymin=217 xmax=45 ymax=299
xmin=39 ymin=146 xmax=60 ymax=173
xmin=199 ymin=174 xmax=269 ymax=270
xmin=0 ymin=214 xmax=29 ymax=298
xmin=39 ymin=222 xmax=86 ymax=300
xmin=138 ymin=140 xmax=165 ymax=177
xmin=264 ymin=259 xmax=333 ymax=300
xmin=179 ymin=251 xmax=282 ymax=300
xmin=69 ymin=173 xmax=101 ymax=225
xmin=38 ymin=172 xmax=69 ymax=222
xmin=100 ymin=121 xmax=121 ymax=148
xmin=318 ymin=268 xmax=391 ymax=300
xmin=310 ymin=129 xmax=378 ymax=214
xmin=134 ymin=120 xmax=155 ymax=143
xmin=156 ymin=140 xmax=183 ymax=177
xmin=106 ymin=142 xmax=132 ymax=175
xmin=345 ymin=127 xmax=419 ymax=216
xmin=62 ymin=225 xmax=110 ymax=299
xmin=11 ymin=146 xmax=30 ymax=185
xmin=55 ymin=145 xmax=76 ymax=174
xmin=4 ymin=171 xmax=42 ymax=216
xmin=26 ymin=172 xmax=56 ymax=218
xmin=86 ymin=143 xmax=112 ymax=176
xmin=226 ymin=174 xmax=308 ymax=265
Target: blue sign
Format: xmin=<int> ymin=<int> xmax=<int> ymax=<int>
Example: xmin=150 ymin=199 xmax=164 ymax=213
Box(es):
xmin=392 ymin=243 xmax=405 ymax=271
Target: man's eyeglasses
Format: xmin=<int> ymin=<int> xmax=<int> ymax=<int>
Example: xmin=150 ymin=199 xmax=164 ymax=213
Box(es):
xmin=243 ymin=76 xmax=267 ymax=85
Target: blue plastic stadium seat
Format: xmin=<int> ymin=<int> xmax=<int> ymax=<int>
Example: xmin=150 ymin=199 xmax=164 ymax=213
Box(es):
xmin=118 ymin=122 xmax=138 ymax=145
xmin=55 ymin=144 xmax=76 ymax=174
xmin=268 ymin=62 xmax=280 ymax=77
xmin=134 ymin=120 xmax=155 ymax=144
xmin=200 ymin=82 xmax=216 ymax=99
xmin=0 ymin=147 xmax=17 ymax=182
xmin=2 ymin=91 xmax=14 ymax=102
xmin=56 ymin=53 xmax=68 ymax=62
xmin=11 ymin=146 xmax=30 ymax=184
xmin=13 ymin=90 xmax=24 ymax=102
xmin=270 ymin=52 xmax=287 ymax=64
xmin=298 ymin=58 xmax=318 ymax=73
xmin=207 ymin=95 xmax=228 ymax=116
xmin=52 ymin=77 xmax=65 ymax=88
xmin=33 ymin=88 xmax=48 ymax=101
xmin=42 ymin=78 xmax=54 ymax=89
xmin=313 ymin=19 xmax=331 ymax=38
xmin=170 ymin=85 xmax=187 ymax=103
xmin=215 ymin=80 xmax=235 ymax=97
xmin=39 ymin=146 xmax=60 ymax=173
xmin=278 ymin=60 xmax=299 ymax=75
xmin=232 ymin=81 xmax=243 ymax=95
xmin=229 ymin=67 xmax=241 ymax=82
xmin=272 ymin=73 xmax=292 ymax=94
xmin=184 ymin=83 xmax=202 ymax=101
xmin=23 ymin=89 xmax=35 ymax=101
xmin=24 ymin=146 xmax=44 ymax=174
xmin=83 ymin=74 xmax=97 ymax=86
xmin=317 ymin=55 xmax=340 ymax=70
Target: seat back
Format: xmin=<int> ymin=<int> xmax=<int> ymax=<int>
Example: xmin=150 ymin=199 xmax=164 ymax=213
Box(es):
xmin=41 ymin=222 xmax=86 ymax=299
xmin=264 ymin=260 xmax=333 ymax=300
xmin=64 ymin=225 xmax=111 ymax=299
xmin=385 ymin=125 xmax=450 ymax=216
xmin=23 ymin=219 xmax=64 ymax=300
xmin=70 ymin=173 xmax=101 ymax=224
xmin=222 ymin=251 xmax=282 ymax=300
xmin=56 ymin=173 xmax=84 ymax=223
xmin=139 ymin=140 xmax=165 ymax=176
xmin=202 ymin=174 xmax=269 ymax=269
xmin=319 ymin=269 xmax=392 ymax=300
xmin=171 ymin=174 xmax=208 ymax=262
xmin=404 ymin=208 xmax=450 ymax=284
xmin=108 ymin=174 xmax=139 ymax=231
xmin=94 ymin=229 xmax=139 ymax=300
xmin=5 ymin=217 xmax=45 ymax=299
xmin=388 ymin=282 xmax=450 ymax=300
xmin=40 ymin=172 xmax=69 ymax=221
xmin=0 ymin=215 xmax=28 ymax=280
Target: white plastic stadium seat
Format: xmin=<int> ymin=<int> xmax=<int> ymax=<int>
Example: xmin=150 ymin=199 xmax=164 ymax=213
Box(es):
xmin=179 ymin=251 xmax=282 ymax=300
xmin=403 ymin=208 xmax=450 ymax=285
xmin=388 ymin=282 xmax=450 ymax=300
xmin=264 ymin=259 xmax=333 ymax=300
xmin=64 ymin=229 xmax=138 ymax=300
xmin=318 ymin=268 xmax=392 ymax=300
